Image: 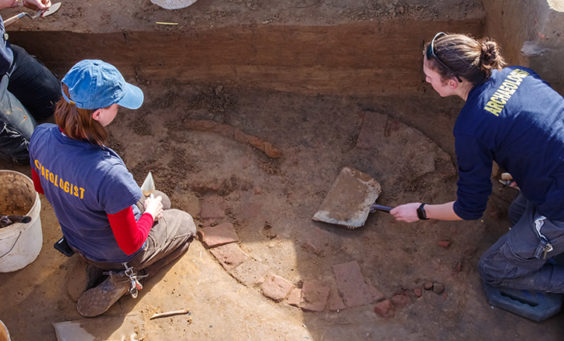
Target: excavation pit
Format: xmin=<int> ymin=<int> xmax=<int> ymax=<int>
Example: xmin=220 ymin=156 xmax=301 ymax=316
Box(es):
xmin=0 ymin=1 xmax=563 ymax=340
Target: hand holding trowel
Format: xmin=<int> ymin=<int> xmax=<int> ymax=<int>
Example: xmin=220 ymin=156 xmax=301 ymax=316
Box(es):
xmin=141 ymin=171 xmax=166 ymax=220
xmin=312 ymin=167 xmax=392 ymax=229
xmin=4 ymin=2 xmax=61 ymax=26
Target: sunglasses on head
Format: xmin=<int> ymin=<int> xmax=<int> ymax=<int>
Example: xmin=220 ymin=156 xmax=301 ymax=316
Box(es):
xmin=426 ymin=32 xmax=462 ymax=83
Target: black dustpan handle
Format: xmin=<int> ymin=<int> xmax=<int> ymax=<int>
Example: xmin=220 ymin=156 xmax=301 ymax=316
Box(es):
xmin=369 ymin=203 xmax=392 ymax=213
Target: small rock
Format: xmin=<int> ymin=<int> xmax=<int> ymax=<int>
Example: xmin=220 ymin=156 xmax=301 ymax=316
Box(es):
xmin=413 ymin=288 xmax=423 ymax=297
xmin=390 ymin=293 xmax=411 ymax=308
xmin=424 ymin=282 xmax=433 ymax=290
xmin=433 ymin=282 xmax=445 ymax=295
xmin=373 ymin=299 xmax=393 ymax=318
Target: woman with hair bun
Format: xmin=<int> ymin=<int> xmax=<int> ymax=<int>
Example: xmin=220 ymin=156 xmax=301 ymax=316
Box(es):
xmin=391 ymin=33 xmax=564 ymax=296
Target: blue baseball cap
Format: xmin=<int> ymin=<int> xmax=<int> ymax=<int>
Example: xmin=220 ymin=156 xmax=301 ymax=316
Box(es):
xmin=61 ymin=59 xmax=144 ymax=110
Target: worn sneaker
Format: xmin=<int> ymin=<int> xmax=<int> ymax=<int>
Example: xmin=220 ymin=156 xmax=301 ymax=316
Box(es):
xmin=76 ymin=271 xmax=130 ymax=317
xmin=66 ymin=257 xmax=105 ymax=302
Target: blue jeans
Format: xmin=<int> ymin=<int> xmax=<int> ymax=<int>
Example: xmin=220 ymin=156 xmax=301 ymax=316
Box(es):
xmin=478 ymin=193 xmax=564 ymax=293
xmin=0 ymin=45 xmax=59 ymax=164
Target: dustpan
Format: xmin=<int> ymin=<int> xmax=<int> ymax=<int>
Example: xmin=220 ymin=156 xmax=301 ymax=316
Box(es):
xmin=312 ymin=167 xmax=385 ymax=229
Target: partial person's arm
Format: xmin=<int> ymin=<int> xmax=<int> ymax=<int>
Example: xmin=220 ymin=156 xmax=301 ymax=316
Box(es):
xmin=107 ymin=195 xmax=163 ymax=255
xmin=31 ymin=168 xmax=44 ymax=194
xmin=0 ymin=0 xmax=50 ymax=10
xmin=390 ymin=201 xmax=462 ymax=223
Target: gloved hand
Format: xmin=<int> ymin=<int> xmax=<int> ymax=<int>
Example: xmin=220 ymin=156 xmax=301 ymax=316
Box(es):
xmin=144 ymin=195 xmax=164 ymax=221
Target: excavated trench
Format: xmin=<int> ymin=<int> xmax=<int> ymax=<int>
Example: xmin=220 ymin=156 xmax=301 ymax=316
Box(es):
xmin=1 ymin=1 xmax=564 ymax=340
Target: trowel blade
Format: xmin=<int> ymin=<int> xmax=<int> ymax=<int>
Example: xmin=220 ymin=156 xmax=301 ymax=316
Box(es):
xmin=39 ymin=2 xmax=62 ymax=17
xmin=141 ymin=172 xmax=155 ymax=196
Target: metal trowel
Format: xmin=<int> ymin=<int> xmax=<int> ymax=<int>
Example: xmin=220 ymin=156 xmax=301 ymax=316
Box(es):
xmin=312 ymin=167 xmax=391 ymax=229
xmin=141 ymin=171 xmax=155 ymax=197
xmin=4 ymin=2 xmax=62 ymax=26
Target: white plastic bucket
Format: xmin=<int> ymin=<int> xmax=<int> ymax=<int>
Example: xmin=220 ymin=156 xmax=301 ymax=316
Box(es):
xmin=0 ymin=320 xmax=11 ymax=341
xmin=0 ymin=170 xmax=42 ymax=272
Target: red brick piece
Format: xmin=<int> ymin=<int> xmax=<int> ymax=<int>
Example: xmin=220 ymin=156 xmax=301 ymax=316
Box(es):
xmin=209 ymin=243 xmax=250 ymax=270
xmin=332 ymin=261 xmax=376 ymax=308
xmin=260 ymin=274 xmax=294 ymax=302
xmin=374 ymin=299 xmax=393 ymax=318
xmin=231 ymin=260 xmax=269 ymax=286
xmin=286 ymin=288 xmax=302 ymax=307
xmin=437 ymin=240 xmax=451 ymax=249
xmin=300 ymin=280 xmax=330 ymax=312
xmin=198 ymin=222 xmax=239 ymax=248
xmin=327 ymin=287 xmax=346 ymax=312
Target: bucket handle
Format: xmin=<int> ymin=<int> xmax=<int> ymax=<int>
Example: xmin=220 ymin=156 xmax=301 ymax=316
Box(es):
xmin=0 ymin=231 xmax=22 ymax=259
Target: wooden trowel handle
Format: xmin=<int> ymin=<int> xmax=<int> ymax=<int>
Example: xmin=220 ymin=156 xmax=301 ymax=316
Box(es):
xmin=369 ymin=203 xmax=392 ymax=213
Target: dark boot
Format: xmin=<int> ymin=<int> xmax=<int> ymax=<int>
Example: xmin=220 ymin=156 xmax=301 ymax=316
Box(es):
xmin=66 ymin=256 xmax=105 ymax=302
xmin=76 ymin=271 xmax=130 ymax=317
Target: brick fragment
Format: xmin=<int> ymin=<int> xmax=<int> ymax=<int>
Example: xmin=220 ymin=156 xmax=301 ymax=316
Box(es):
xmin=373 ymin=299 xmax=393 ymax=318
xmin=438 ymin=240 xmax=451 ymax=249
xmin=209 ymin=243 xmax=250 ymax=270
xmin=286 ymin=288 xmax=302 ymax=307
xmin=327 ymin=287 xmax=346 ymax=312
xmin=332 ymin=261 xmax=375 ymax=308
xmin=230 ymin=260 xmax=269 ymax=287
xmin=198 ymin=222 xmax=239 ymax=248
xmin=300 ymin=280 xmax=330 ymax=312
xmin=369 ymin=285 xmax=385 ymax=302
xmin=261 ymin=274 xmax=294 ymax=302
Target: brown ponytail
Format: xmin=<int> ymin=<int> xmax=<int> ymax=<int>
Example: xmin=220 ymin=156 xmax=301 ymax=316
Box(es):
xmin=424 ymin=33 xmax=506 ymax=85
xmin=55 ymin=84 xmax=108 ymax=147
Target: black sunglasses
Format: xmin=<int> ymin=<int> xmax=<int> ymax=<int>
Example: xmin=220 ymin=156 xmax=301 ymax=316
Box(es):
xmin=426 ymin=32 xmax=462 ymax=82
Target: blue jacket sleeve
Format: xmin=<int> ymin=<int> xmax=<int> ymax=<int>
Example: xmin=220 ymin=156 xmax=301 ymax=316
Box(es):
xmin=453 ymin=133 xmax=493 ymax=220
xmin=0 ymin=17 xmax=14 ymax=76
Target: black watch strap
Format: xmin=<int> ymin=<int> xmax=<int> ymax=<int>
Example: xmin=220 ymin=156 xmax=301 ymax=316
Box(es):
xmin=417 ymin=203 xmax=429 ymax=220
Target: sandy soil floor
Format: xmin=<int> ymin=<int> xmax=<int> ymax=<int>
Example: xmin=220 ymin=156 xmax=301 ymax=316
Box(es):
xmin=1 ymin=85 xmax=563 ymax=340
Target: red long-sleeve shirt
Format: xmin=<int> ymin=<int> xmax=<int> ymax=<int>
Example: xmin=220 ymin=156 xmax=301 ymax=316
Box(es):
xmin=32 ymin=168 xmax=152 ymax=255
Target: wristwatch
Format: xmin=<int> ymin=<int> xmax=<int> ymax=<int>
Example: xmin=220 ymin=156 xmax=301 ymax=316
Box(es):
xmin=417 ymin=203 xmax=429 ymax=220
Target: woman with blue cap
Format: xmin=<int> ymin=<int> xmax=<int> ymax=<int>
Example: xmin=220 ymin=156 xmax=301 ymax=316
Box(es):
xmin=29 ymin=59 xmax=197 ymax=317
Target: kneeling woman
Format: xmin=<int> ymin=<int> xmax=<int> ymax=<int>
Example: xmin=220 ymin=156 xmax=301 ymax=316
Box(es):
xmin=29 ymin=60 xmax=196 ymax=317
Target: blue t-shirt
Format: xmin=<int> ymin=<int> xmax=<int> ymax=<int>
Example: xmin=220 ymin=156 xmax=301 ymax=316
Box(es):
xmin=453 ymin=66 xmax=564 ymax=220
xmin=29 ymin=124 xmax=143 ymax=263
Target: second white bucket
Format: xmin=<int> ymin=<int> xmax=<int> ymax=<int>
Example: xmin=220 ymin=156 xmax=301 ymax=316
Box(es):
xmin=0 ymin=170 xmax=42 ymax=272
